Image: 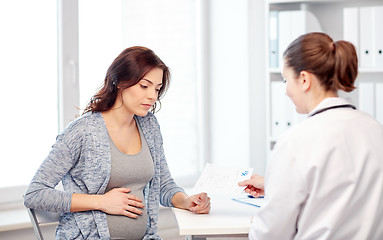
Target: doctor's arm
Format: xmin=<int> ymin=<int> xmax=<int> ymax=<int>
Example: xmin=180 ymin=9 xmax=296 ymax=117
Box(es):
xmin=249 ymin=139 xmax=308 ymax=240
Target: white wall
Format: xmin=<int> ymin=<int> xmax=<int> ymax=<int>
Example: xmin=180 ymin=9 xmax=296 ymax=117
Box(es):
xmin=248 ymin=0 xmax=267 ymax=175
xmin=208 ymin=0 xmax=266 ymax=174
xmin=209 ymin=0 xmax=250 ymax=167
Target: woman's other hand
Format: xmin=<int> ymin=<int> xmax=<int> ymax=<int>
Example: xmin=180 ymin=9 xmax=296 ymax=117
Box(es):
xmin=172 ymin=192 xmax=211 ymax=214
xmin=186 ymin=192 xmax=211 ymax=214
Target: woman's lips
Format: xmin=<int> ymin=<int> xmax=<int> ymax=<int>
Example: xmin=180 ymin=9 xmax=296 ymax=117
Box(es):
xmin=142 ymin=104 xmax=152 ymax=109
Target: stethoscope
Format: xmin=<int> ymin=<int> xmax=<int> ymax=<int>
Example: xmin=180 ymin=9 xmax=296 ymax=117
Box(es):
xmin=309 ymin=104 xmax=356 ymax=117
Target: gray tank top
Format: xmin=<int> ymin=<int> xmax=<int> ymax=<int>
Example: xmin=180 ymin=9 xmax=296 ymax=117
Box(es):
xmin=105 ymin=121 xmax=154 ymax=240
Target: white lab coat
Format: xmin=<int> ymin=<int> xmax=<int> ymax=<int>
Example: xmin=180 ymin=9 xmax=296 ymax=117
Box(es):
xmin=250 ymin=98 xmax=383 ymax=240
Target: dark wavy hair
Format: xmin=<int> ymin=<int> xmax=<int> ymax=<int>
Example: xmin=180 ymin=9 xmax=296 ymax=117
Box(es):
xmin=83 ymin=46 xmax=170 ymax=115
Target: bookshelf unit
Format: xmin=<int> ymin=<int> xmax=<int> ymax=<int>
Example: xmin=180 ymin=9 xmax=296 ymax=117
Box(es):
xmin=265 ymin=0 xmax=383 ymax=160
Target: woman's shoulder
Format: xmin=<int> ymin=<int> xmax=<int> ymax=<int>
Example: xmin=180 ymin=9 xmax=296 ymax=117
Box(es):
xmin=53 ymin=112 xmax=109 ymax=155
xmin=60 ymin=112 xmax=105 ymax=138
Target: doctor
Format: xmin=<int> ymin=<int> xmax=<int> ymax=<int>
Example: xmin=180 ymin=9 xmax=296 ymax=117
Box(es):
xmin=239 ymin=32 xmax=383 ymax=239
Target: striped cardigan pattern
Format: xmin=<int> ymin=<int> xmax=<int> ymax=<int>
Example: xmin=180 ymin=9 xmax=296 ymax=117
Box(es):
xmin=24 ymin=111 xmax=184 ymax=239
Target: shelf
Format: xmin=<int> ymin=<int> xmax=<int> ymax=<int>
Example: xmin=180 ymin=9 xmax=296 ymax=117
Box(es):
xmin=359 ymin=68 xmax=383 ymax=73
xmin=269 ymin=68 xmax=383 ymax=74
xmin=269 ymin=0 xmax=322 ymax=3
xmin=268 ymin=0 xmax=362 ymax=4
xmin=265 ymin=0 xmax=383 ymax=159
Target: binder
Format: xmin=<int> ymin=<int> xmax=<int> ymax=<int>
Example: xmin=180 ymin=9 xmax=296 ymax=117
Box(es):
xmin=343 ymin=7 xmax=359 ymax=56
xmin=376 ymin=82 xmax=383 ymax=125
xmin=303 ymin=10 xmax=322 ymax=34
xmin=269 ymin=10 xmax=279 ymax=68
xmin=277 ymin=10 xmax=322 ymax=68
xmin=271 ymin=81 xmax=286 ymax=138
xmin=358 ymin=82 xmax=375 ymax=117
xmin=360 ymin=7 xmax=374 ymax=68
xmin=270 ymin=80 xmax=304 ymax=139
xmin=278 ymin=11 xmax=292 ymax=68
xmin=290 ymin=11 xmax=306 ymax=43
xmin=374 ymin=6 xmax=383 ymax=68
xmin=284 ymin=95 xmax=296 ymax=130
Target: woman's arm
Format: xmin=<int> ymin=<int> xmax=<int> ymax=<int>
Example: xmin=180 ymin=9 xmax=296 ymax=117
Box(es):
xmin=24 ymin=133 xmax=77 ymax=213
xmin=141 ymin=113 xmax=210 ymax=214
xmin=171 ymin=192 xmax=211 ymax=214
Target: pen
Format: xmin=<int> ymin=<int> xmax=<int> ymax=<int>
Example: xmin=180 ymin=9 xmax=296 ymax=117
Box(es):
xmin=248 ymin=195 xmax=264 ymax=198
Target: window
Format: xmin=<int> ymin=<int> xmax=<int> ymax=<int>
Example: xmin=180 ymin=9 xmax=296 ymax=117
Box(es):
xmin=79 ymin=0 xmax=201 ymax=183
xmin=1 ymin=0 xmax=202 ymax=203
xmin=0 ymin=0 xmax=58 ymax=189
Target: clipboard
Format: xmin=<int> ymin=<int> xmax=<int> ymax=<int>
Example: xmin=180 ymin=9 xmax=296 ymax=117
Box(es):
xmin=232 ymin=195 xmax=265 ymax=208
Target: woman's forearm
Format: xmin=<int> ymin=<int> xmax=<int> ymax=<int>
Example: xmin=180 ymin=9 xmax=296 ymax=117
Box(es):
xmin=171 ymin=192 xmax=190 ymax=210
xmin=70 ymin=193 xmax=103 ymax=212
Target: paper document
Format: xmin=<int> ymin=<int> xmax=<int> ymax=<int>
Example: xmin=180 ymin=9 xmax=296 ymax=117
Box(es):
xmin=192 ymin=163 xmax=253 ymax=196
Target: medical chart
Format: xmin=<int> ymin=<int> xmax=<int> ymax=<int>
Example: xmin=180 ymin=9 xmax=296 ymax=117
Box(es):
xmin=192 ymin=163 xmax=253 ymax=196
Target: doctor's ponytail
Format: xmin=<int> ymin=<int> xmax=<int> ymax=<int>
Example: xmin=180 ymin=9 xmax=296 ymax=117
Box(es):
xmin=333 ymin=40 xmax=357 ymax=92
xmin=283 ymin=32 xmax=357 ymax=92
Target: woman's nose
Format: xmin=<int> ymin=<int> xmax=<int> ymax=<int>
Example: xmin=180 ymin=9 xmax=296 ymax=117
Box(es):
xmin=147 ymin=89 xmax=157 ymax=100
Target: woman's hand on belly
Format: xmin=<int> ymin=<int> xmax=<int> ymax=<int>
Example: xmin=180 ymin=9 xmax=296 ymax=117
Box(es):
xmin=98 ymin=188 xmax=145 ymax=218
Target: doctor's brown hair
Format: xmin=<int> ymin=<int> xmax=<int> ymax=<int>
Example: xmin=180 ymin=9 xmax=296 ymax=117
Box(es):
xmin=283 ymin=32 xmax=357 ymax=92
xmin=83 ymin=46 xmax=170 ymax=114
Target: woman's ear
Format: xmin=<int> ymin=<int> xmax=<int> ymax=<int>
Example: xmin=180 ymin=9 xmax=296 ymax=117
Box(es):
xmin=299 ymin=71 xmax=311 ymax=92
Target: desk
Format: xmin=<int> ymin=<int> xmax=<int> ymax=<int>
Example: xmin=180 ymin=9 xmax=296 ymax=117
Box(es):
xmin=172 ymin=195 xmax=259 ymax=239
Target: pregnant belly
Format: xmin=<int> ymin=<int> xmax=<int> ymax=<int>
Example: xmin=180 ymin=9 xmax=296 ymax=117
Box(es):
xmin=106 ymin=190 xmax=148 ymax=240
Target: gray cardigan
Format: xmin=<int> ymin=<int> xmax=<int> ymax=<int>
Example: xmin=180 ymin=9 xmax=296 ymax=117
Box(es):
xmin=24 ymin=111 xmax=184 ymax=239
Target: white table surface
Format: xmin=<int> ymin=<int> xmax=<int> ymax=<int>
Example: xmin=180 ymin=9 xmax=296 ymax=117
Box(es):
xmin=172 ymin=194 xmax=260 ymax=237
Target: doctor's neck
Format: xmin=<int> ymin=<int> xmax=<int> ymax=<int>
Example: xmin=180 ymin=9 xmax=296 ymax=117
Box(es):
xmin=310 ymin=89 xmax=338 ymax=112
xmin=305 ymin=78 xmax=339 ymax=114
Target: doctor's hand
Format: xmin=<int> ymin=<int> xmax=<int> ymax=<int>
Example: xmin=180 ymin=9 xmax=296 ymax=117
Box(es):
xmin=238 ymin=174 xmax=265 ymax=198
xmin=172 ymin=192 xmax=211 ymax=214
